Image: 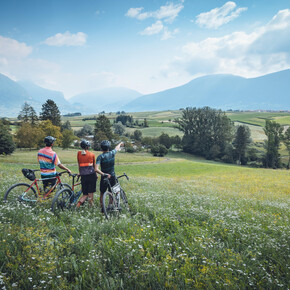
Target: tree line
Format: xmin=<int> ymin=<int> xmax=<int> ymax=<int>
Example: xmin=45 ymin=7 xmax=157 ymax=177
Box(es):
xmin=1 ymin=102 xmax=289 ymax=169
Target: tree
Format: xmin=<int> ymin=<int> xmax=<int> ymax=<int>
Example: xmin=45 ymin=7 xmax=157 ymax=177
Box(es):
xmin=133 ymin=130 xmax=142 ymax=141
xmin=176 ymin=107 xmax=234 ymax=160
xmin=144 ymin=118 xmax=149 ymax=127
xmin=115 ymin=115 xmax=134 ymax=127
xmin=113 ymin=121 xmax=126 ymax=136
xmin=263 ymin=120 xmax=283 ymax=168
xmin=18 ymin=102 xmax=38 ymax=125
xmin=40 ymin=99 xmax=61 ymax=127
xmin=61 ymin=120 xmax=72 ymax=132
xmin=93 ymin=115 xmax=113 ymax=150
xmin=233 ymin=125 xmax=251 ymax=165
xmin=159 ymin=133 xmax=172 ymax=149
xmin=283 ymin=126 xmax=290 ymax=169
xmin=38 ymin=120 xmax=63 ymax=147
xmin=0 ymin=120 xmax=15 ymax=155
xmin=15 ymin=123 xmax=44 ymax=149
xmin=62 ymin=129 xmax=75 ymax=149
xmin=171 ymin=135 xmax=182 ymax=150
xmin=151 ymin=144 xmax=168 ymax=157
xmin=76 ymin=124 xmax=94 ymax=137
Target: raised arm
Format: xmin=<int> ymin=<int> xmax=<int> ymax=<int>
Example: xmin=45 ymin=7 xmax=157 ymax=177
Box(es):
xmin=115 ymin=142 xmax=124 ymax=152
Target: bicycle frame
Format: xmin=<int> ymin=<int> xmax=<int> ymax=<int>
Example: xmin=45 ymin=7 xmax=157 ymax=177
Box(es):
xmin=22 ymin=172 xmax=68 ymax=202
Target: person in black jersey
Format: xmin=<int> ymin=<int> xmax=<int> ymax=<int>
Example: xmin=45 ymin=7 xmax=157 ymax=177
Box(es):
xmin=95 ymin=140 xmax=123 ymax=211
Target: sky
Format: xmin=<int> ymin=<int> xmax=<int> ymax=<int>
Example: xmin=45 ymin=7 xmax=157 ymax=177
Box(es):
xmin=0 ymin=0 xmax=290 ymax=99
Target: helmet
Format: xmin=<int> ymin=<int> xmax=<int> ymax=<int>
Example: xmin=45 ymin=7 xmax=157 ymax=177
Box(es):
xmin=80 ymin=139 xmax=90 ymax=149
xmin=44 ymin=136 xmax=55 ymax=146
xmin=100 ymin=140 xmax=111 ymax=151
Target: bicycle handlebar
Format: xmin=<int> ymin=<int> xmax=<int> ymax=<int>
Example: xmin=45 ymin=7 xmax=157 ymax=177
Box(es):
xmin=117 ymin=173 xmax=129 ymax=181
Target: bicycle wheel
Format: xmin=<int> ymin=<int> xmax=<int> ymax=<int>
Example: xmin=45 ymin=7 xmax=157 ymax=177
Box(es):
xmin=119 ymin=188 xmax=129 ymax=212
xmin=4 ymin=183 xmax=37 ymax=205
xmin=102 ymin=191 xmax=119 ymax=219
xmin=51 ymin=188 xmax=73 ymax=213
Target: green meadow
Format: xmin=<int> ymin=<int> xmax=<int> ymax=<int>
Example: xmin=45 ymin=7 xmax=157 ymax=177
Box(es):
xmin=61 ymin=110 xmax=290 ymax=141
xmin=0 ymin=149 xmax=289 ymax=289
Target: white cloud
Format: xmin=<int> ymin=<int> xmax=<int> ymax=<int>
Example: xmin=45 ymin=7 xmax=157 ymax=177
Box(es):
xmin=196 ymin=1 xmax=247 ymax=29
xmin=168 ymin=9 xmax=290 ymax=79
xmin=140 ymin=21 xmax=164 ymax=36
xmin=162 ymin=28 xmax=179 ymax=40
xmin=43 ymin=31 xmax=87 ymax=47
xmin=126 ymin=3 xmax=184 ymax=23
xmin=0 ymin=36 xmax=32 ymax=59
xmin=126 ymin=2 xmax=183 ymax=40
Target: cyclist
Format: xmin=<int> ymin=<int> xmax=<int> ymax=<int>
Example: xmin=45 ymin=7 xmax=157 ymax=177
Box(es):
xmin=95 ymin=140 xmax=124 ymax=211
xmin=37 ymin=136 xmax=71 ymax=191
xmin=76 ymin=140 xmax=97 ymax=208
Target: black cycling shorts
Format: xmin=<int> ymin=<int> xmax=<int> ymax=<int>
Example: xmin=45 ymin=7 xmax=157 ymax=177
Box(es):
xmin=81 ymin=173 xmax=97 ymax=195
xmin=100 ymin=175 xmax=116 ymax=193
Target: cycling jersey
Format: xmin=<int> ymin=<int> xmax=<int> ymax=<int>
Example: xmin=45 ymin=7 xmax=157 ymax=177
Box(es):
xmin=37 ymin=147 xmax=60 ymax=178
xmin=77 ymin=150 xmax=96 ymax=175
xmin=96 ymin=149 xmax=117 ymax=176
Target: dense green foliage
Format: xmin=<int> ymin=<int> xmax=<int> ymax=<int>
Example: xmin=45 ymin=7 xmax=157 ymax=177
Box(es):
xmin=0 ymin=150 xmax=289 ymax=289
xmin=0 ymin=120 xmax=15 ymax=155
xmin=115 ymin=115 xmax=134 ymax=126
xmin=17 ymin=102 xmax=38 ymax=125
xmin=233 ymin=125 xmax=252 ymax=165
xmin=93 ymin=115 xmax=114 ymax=150
xmin=40 ymin=99 xmax=62 ymax=127
xmin=176 ymin=107 xmax=234 ymax=161
xmin=263 ymin=120 xmax=283 ymax=168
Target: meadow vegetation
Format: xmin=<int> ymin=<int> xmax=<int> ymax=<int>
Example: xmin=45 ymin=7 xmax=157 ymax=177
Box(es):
xmin=0 ymin=149 xmax=289 ymax=288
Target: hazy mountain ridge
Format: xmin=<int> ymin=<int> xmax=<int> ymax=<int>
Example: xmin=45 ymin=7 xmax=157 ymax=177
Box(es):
xmin=123 ymin=70 xmax=290 ymax=112
xmin=0 ymin=70 xmax=289 ymax=117
xmin=68 ymin=87 xmax=142 ymax=114
xmin=0 ymin=74 xmax=73 ymax=117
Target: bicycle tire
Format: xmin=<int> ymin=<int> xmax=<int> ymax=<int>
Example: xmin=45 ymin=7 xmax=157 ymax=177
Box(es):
xmin=102 ymin=191 xmax=119 ymax=219
xmin=51 ymin=188 xmax=73 ymax=213
xmin=119 ymin=188 xmax=129 ymax=212
xmin=4 ymin=183 xmax=37 ymax=205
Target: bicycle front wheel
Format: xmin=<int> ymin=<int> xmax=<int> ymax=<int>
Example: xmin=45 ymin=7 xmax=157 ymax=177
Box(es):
xmin=102 ymin=191 xmax=119 ymax=219
xmin=120 ymin=188 xmax=129 ymax=212
xmin=4 ymin=183 xmax=37 ymax=205
xmin=51 ymin=188 xmax=73 ymax=213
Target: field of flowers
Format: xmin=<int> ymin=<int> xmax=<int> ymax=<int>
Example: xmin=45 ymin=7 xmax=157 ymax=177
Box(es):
xmin=0 ymin=150 xmax=289 ymax=289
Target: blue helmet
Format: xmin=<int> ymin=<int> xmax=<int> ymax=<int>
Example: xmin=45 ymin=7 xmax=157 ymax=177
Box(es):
xmin=80 ymin=139 xmax=90 ymax=149
xmin=100 ymin=140 xmax=111 ymax=151
xmin=44 ymin=136 xmax=55 ymax=146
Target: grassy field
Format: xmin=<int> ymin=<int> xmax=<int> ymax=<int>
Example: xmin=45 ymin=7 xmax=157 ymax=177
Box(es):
xmin=0 ymin=149 xmax=289 ymax=289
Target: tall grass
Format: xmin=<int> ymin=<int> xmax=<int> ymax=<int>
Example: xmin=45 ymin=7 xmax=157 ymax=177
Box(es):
xmin=0 ymin=152 xmax=289 ymax=289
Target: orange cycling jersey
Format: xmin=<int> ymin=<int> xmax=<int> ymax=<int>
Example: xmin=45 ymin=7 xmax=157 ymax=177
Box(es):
xmin=77 ymin=150 xmax=96 ymax=175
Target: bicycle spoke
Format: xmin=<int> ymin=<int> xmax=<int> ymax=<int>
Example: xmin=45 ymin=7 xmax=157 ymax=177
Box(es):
xmin=4 ymin=183 xmax=37 ymax=205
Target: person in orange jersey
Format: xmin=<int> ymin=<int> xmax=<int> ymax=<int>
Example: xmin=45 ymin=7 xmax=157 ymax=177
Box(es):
xmin=76 ymin=140 xmax=97 ymax=208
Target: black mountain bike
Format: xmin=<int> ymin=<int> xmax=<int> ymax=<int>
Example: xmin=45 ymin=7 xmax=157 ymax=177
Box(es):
xmin=102 ymin=173 xmax=129 ymax=219
xmin=51 ymin=174 xmax=82 ymax=214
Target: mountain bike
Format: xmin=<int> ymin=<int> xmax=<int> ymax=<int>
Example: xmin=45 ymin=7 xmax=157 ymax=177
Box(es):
xmin=3 ymin=169 xmax=71 ymax=205
xmin=102 ymin=173 xmax=129 ymax=219
xmin=51 ymin=173 xmax=82 ymax=214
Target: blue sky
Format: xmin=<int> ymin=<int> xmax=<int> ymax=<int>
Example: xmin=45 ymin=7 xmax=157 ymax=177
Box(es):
xmin=0 ymin=0 xmax=289 ymax=99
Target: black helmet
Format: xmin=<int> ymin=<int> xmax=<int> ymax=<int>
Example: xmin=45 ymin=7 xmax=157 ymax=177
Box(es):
xmin=44 ymin=136 xmax=55 ymax=146
xmin=100 ymin=140 xmax=111 ymax=151
xmin=80 ymin=139 xmax=90 ymax=149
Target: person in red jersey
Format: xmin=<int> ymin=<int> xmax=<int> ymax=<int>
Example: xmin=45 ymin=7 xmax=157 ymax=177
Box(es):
xmin=76 ymin=140 xmax=97 ymax=208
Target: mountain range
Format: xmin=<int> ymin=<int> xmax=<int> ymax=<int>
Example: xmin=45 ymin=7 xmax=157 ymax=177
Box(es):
xmin=0 ymin=69 xmax=289 ymax=117
xmin=123 ymin=69 xmax=290 ymax=112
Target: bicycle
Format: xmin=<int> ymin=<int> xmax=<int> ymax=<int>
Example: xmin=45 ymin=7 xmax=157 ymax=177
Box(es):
xmin=3 ymin=168 xmax=71 ymax=205
xmin=51 ymin=173 xmax=82 ymax=213
xmin=102 ymin=173 xmax=129 ymax=219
